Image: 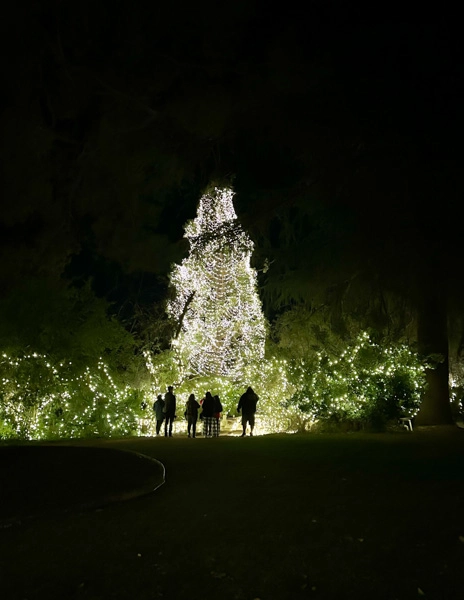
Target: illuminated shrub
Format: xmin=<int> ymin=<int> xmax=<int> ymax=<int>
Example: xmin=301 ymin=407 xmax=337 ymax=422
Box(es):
xmin=0 ymin=352 xmax=62 ymax=439
xmin=1 ymin=333 xmax=428 ymax=440
xmin=142 ymin=332 xmax=427 ymax=434
xmin=285 ymin=332 xmax=426 ymax=429
xmin=0 ymin=353 xmax=142 ymax=440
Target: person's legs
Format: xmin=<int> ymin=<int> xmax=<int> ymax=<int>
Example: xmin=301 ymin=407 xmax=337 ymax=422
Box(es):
xmin=187 ymin=418 xmax=192 ymax=437
xmin=241 ymin=415 xmax=247 ymax=436
xmin=192 ymin=417 xmax=197 ymax=438
xmin=168 ymin=415 xmax=173 ymax=436
xmin=249 ymin=413 xmax=255 ymax=436
xmin=164 ymin=417 xmax=168 ymax=436
xmin=156 ymin=419 xmax=161 ymax=435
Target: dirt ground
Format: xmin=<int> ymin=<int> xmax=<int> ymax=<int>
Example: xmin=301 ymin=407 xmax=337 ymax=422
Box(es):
xmin=1 ymin=427 xmax=464 ymax=600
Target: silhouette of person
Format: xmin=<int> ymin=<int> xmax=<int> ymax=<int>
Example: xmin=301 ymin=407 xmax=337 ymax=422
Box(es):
xmin=185 ymin=393 xmax=200 ymax=438
xmin=237 ymin=386 xmax=259 ymax=436
xmin=164 ymin=386 xmax=177 ymax=437
xmin=200 ymin=391 xmax=215 ymax=438
xmin=153 ymin=394 xmax=165 ymax=436
xmin=212 ymin=394 xmax=223 ymax=437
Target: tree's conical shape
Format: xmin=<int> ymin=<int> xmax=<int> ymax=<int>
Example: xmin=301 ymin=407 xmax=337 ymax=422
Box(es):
xmin=167 ymin=187 xmax=267 ymax=378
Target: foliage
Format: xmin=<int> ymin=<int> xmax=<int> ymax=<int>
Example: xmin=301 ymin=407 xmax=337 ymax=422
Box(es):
xmin=284 ymin=331 xmax=426 ymax=430
xmin=0 ymin=278 xmax=138 ymax=376
xmin=0 ymin=353 xmax=145 ymax=440
xmin=271 ymin=303 xmax=348 ymax=360
xmin=143 ymin=349 xmax=185 ymax=398
xmin=1 ymin=328 xmax=429 ymax=440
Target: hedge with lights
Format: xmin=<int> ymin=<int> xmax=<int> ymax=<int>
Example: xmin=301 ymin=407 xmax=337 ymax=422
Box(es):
xmin=284 ymin=331 xmax=426 ymax=429
xmin=0 ymin=352 xmax=144 ymax=440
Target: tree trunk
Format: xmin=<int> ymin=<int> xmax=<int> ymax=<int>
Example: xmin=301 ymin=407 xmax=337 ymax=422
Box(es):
xmin=415 ymin=290 xmax=454 ymax=425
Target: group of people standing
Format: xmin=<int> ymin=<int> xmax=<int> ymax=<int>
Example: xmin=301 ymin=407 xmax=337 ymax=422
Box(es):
xmin=152 ymin=386 xmax=259 ymax=438
xmin=185 ymin=391 xmax=222 ymax=438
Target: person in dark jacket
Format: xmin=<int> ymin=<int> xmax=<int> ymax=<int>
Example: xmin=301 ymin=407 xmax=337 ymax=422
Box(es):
xmin=237 ymin=386 xmax=259 ymax=437
xmin=212 ymin=394 xmax=223 ymax=437
xmin=153 ymin=394 xmax=165 ymax=436
xmin=164 ymin=386 xmax=176 ymax=437
xmin=185 ymin=393 xmax=200 ymax=438
xmin=200 ymin=391 xmax=215 ymax=438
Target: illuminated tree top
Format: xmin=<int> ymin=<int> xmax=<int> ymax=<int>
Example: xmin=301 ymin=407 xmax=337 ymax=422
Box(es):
xmin=184 ymin=187 xmax=253 ymax=257
xmin=186 ymin=187 xmax=236 ymax=234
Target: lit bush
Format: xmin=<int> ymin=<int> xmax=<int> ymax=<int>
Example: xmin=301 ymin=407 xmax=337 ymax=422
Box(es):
xmin=284 ymin=332 xmax=426 ymax=429
xmin=1 ymin=332 xmax=429 ymax=440
xmin=0 ymin=352 xmax=143 ymax=440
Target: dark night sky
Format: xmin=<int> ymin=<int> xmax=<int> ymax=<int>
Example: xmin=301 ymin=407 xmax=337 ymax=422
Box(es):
xmin=1 ymin=4 xmax=463 ymax=319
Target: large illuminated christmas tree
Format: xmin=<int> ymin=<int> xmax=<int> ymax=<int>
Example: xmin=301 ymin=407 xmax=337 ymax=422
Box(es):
xmin=167 ymin=186 xmax=267 ymax=378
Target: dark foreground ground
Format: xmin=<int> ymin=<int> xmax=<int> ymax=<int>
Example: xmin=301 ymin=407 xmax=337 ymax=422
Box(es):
xmin=1 ymin=427 xmax=464 ymax=600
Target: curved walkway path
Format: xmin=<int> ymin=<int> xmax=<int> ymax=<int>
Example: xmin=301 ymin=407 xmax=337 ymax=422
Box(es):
xmin=0 ymin=443 xmax=165 ymax=527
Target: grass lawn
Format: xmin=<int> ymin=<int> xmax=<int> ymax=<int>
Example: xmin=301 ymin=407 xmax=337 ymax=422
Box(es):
xmin=1 ymin=428 xmax=464 ymax=600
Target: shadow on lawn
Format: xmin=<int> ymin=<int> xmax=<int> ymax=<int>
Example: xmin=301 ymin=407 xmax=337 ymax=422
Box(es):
xmin=0 ymin=444 xmax=165 ymax=526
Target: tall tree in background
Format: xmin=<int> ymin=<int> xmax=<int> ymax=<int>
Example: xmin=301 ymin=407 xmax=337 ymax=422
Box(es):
xmin=167 ymin=187 xmax=267 ymax=378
